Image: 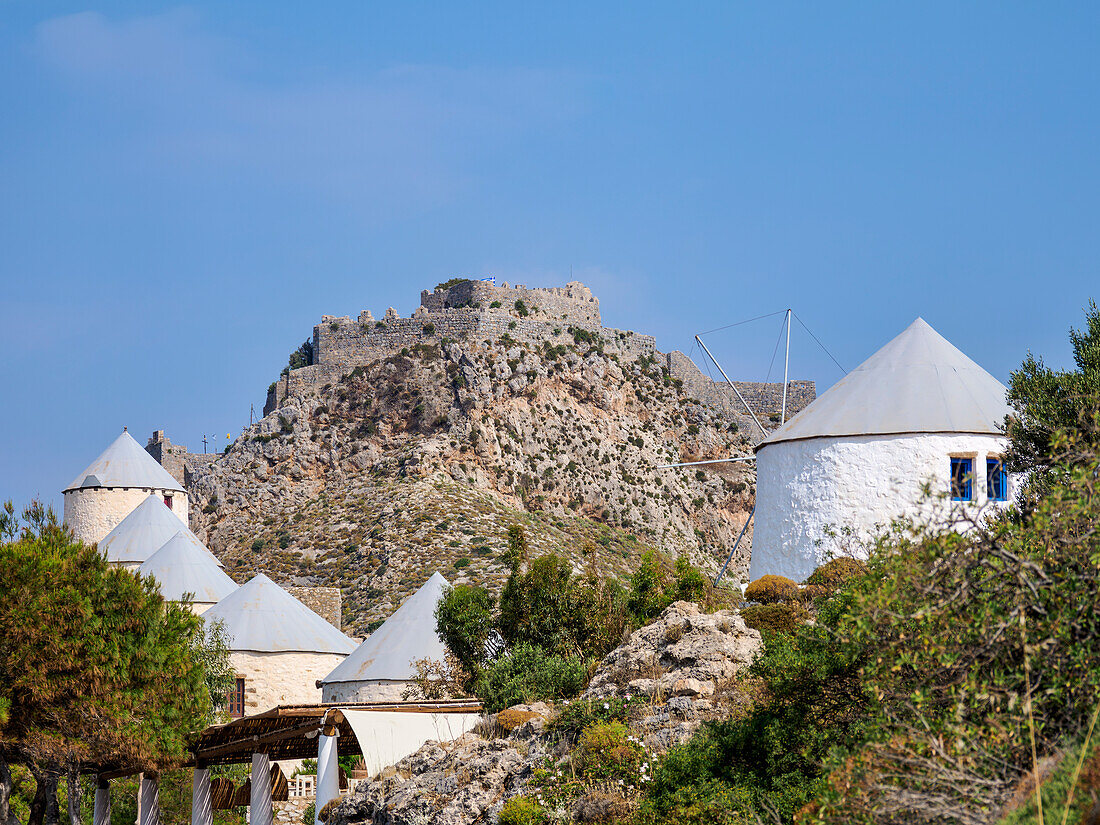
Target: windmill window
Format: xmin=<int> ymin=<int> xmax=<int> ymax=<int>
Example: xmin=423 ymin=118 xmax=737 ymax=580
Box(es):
xmin=950 ymin=457 xmax=973 ymax=501
xmin=228 ymin=677 xmax=246 ymax=718
xmin=987 ymin=457 xmax=1008 ymax=502
xmin=163 ymin=495 xmax=173 ymax=508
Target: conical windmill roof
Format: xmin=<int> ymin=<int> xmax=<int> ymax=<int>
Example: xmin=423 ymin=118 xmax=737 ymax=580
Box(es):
xmin=757 ymin=318 xmax=1011 ymax=449
xmin=137 ymin=532 xmax=237 ymax=604
xmin=322 ymin=572 xmax=450 ymax=685
xmin=99 ymin=494 xmax=223 ymax=567
xmin=65 ymin=430 xmax=185 ymax=493
xmin=204 ymin=574 xmax=357 ymax=655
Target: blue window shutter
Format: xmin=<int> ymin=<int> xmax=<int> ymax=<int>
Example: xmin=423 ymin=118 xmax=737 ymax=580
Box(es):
xmin=987 ymin=458 xmax=1007 ymax=501
xmin=951 ymin=457 xmax=973 ymax=501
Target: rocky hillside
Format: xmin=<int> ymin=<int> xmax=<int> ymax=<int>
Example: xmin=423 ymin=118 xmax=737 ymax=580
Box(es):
xmin=188 ymin=329 xmax=767 ymax=635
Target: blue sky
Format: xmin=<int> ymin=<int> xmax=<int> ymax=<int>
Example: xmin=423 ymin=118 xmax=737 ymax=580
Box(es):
xmin=2 ymin=2 xmax=1097 ymax=510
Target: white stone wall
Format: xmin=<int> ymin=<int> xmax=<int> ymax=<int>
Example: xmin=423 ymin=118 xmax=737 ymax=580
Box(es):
xmin=320 ymin=679 xmax=411 ymax=704
xmin=230 ymin=651 xmax=347 ymax=714
xmin=751 ymin=432 xmax=1015 ymax=583
xmin=63 ymin=487 xmax=189 ymax=545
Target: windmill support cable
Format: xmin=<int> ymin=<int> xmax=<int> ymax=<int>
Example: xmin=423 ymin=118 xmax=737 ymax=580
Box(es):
xmin=657 ymin=456 xmax=756 ymax=470
xmin=694 ymin=335 xmax=767 ymax=439
xmin=715 ymin=506 xmax=754 ymax=586
xmin=781 ymin=308 xmax=791 ymax=425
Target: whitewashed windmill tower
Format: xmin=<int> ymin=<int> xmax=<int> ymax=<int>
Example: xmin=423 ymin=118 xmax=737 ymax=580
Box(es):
xmin=751 ymin=318 xmax=1015 ymax=582
xmin=63 ymin=429 xmax=188 ymax=545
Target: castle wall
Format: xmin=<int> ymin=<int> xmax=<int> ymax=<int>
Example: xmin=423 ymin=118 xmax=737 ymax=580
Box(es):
xmin=418 ymin=279 xmax=601 ymax=326
xmin=666 ymin=350 xmax=815 ymax=424
xmin=260 ymin=281 xmax=814 ymax=422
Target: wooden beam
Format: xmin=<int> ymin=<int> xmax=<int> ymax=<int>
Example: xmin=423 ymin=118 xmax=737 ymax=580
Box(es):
xmin=191 ymin=719 xmax=322 ymax=762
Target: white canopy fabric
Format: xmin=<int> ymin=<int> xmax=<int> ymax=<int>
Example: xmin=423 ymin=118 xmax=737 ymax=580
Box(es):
xmin=136 ymin=532 xmax=238 ymax=604
xmin=99 ymin=494 xmax=223 ymax=567
xmin=204 ymin=574 xmax=357 ymax=655
xmin=757 ymin=317 xmax=1011 ymax=449
xmin=321 ymin=572 xmax=450 ymax=687
xmin=65 ymin=430 xmax=185 ymax=493
xmin=342 ymin=709 xmax=480 ymax=777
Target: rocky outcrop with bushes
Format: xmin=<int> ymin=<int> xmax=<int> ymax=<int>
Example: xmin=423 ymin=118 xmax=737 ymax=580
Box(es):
xmin=326 ymin=602 xmax=762 ymax=825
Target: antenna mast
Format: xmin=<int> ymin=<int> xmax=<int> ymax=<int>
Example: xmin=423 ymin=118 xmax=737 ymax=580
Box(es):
xmin=781 ymin=308 xmax=791 ymax=425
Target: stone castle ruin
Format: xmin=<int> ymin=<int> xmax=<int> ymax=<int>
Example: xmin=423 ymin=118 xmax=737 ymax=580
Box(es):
xmin=263 ymin=278 xmax=815 ymax=421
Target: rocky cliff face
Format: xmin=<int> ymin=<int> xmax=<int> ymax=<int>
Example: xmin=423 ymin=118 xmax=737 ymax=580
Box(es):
xmin=187 ymin=330 xmax=763 ymax=635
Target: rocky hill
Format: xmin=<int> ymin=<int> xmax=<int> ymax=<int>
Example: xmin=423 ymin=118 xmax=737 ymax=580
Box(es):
xmin=172 ymin=281 xmax=813 ymax=635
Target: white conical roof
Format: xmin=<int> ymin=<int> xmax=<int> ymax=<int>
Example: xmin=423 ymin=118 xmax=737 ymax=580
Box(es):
xmin=204 ymin=574 xmax=357 ymax=655
xmin=99 ymin=494 xmax=223 ymax=567
xmin=65 ymin=430 xmax=184 ymax=493
xmin=321 ymin=572 xmax=450 ymax=685
xmin=758 ymin=318 xmax=1011 ymax=449
xmin=137 ymin=532 xmax=237 ymax=605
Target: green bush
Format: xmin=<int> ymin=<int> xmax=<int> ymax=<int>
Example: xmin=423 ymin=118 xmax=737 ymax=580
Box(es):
xmin=475 ymin=643 xmax=588 ymax=713
xmin=498 ymin=797 xmax=546 ymax=825
xmin=551 ymin=694 xmax=642 ymax=734
xmin=574 ymin=721 xmax=642 ymax=782
xmin=498 ymin=551 xmax=627 ymax=660
xmin=740 ymin=602 xmax=807 ymax=635
xmin=627 ymin=550 xmax=731 ymax=624
xmin=743 ymin=574 xmax=799 ymax=604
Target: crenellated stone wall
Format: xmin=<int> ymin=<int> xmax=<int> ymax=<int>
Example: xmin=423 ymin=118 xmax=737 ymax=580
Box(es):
xmin=260 ymin=280 xmax=814 ymax=421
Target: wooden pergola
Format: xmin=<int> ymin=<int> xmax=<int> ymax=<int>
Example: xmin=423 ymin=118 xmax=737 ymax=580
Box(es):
xmin=91 ymin=700 xmax=482 ymax=825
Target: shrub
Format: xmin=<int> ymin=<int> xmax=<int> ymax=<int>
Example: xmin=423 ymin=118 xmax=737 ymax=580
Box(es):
xmin=300 ymin=802 xmax=315 ymax=825
xmin=802 ymin=557 xmax=868 ymax=601
xmin=475 ymin=643 xmax=588 ymax=713
xmin=744 ymin=574 xmax=799 ymax=604
xmin=453 ymin=557 xmax=471 ymax=570
xmin=514 ymin=299 xmax=530 ymax=317
xmin=495 ymin=707 xmax=540 ymax=732
xmin=490 ymin=300 xmax=502 ymax=308
xmin=574 ymin=721 xmax=642 ymax=782
xmin=740 ymin=602 xmax=807 ymax=635
xmin=250 ymin=539 xmax=264 ymax=552
xmin=552 ymin=694 xmax=643 ymax=734
xmin=499 ymin=552 xmax=627 ymax=660
xmin=498 ymin=797 xmax=546 ymax=825
xmin=422 ymin=322 xmax=435 ymax=334
xmin=627 ymin=550 xmax=730 ymax=624
xmin=435 ymin=277 xmax=472 ymax=291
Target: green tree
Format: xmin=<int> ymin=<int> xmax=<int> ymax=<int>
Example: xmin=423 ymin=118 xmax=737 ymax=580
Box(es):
xmin=1005 ymin=300 xmax=1100 ymax=477
xmin=434 ymin=585 xmax=495 ymax=685
xmin=0 ymin=503 xmax=213 ymax=825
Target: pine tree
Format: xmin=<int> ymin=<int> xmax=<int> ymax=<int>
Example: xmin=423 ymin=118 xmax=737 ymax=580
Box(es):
xmin=0 ymin=503 xmax=214 ymax=825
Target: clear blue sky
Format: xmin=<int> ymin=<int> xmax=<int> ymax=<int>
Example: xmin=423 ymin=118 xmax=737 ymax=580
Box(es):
xmin=2 ymin=2 xmax=1097 ymax=511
